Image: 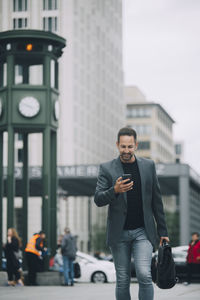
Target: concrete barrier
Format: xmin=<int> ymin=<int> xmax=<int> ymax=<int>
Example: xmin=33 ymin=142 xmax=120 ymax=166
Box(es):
xmin=0 ymin=271 xmax=7 ymax=286
xmin=0 ymin=271 xmax=62 ymax=286
xmin=37 ymin=271 xmax=62 ymax=286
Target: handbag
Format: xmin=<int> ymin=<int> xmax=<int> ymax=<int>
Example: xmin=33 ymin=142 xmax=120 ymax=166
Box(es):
xmin=155 ymin=240 xmax=177 ymax=289
xmin=14 ymin=249 xmax=22 ymax=260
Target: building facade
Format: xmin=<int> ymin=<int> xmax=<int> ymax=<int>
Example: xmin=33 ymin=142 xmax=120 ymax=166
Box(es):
xmin=125 ymin=86 xmax=175 ymax=163
xmin=174 ymin=141 xmax=184 ymax=163
xmin=0 ymin=0 xmax=124 ymax=252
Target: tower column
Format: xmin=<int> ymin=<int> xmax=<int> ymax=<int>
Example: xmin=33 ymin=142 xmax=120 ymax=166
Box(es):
xmin=7 ymin=126 xmax=15 ymax=228
xmin=0 ymin=132 xmax=3 ymax=270
xmin=42 ymin=127 xmax=51 ymax=252
xmin=22 ymin=133 xmax=28 ymax=250
xmin=50 ymin=130 xmax=57 ymax=256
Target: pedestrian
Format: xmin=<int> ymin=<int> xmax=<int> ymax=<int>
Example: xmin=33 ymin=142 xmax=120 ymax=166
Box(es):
xmin=184 ymin=232 xmax=200 ymax=285
xmin=4 ymin=228 xmax=24 ymax=286
xmin=25 ymin=230 xmax=47 ymax=286
xmin=94 ymin=127 xmax=169 ymax=300
xmin=61 ymin=227 xmax=77 ymax=286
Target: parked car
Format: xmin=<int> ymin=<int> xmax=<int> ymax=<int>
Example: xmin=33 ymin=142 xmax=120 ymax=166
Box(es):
xmin=50 ymin=251 xmax=116 ymax=283
xmin=153 ymin=245 xmax=200 ymax=282
xmin=171 ymin=246 xmax=189 ymax=281
xmin=95 ymin=253 xmax=137 ymax=278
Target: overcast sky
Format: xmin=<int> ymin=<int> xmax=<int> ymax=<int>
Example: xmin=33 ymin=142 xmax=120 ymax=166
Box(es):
xmin=123 ymin=0 xmax=200 ymax=173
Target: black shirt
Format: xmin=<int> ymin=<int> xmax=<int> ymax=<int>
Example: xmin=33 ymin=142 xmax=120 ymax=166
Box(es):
xmin=122 ymin=158 xmax=144 ymax=230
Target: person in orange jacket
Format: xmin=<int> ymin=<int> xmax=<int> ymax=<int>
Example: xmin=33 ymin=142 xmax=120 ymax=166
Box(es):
xmin=25 ymin=231 xmax=47 ymax=285
xmin=184 ymin=232 xmax=200 ymax=285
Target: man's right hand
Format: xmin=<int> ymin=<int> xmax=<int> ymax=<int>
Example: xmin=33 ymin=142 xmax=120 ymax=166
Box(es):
xmin=114 ymin=177 xmax=133 ymax=194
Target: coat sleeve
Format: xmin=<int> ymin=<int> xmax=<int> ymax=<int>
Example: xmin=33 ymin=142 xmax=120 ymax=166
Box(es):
xmin=61 ymin=236 xmax=67 ymax=250
xmin=151 ymin=162 xmax=168 ymax=237
xmin=94 ymin=164 xmax=118 ymax=207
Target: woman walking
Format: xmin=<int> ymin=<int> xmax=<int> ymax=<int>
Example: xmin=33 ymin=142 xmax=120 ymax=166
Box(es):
xmin=4 ymin=228 xmax=24 ymax=286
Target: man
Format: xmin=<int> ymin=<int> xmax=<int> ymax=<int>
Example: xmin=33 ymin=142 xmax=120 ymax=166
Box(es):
xmin=25 ymin=231 xmax=47 ymax=285
xmin=61 ymin=228 xmax=77 ymax=286
xmin=184 ymin=232 xmax=200 ymax=285
xmin=94 ymin=127 xmax=169 ymax=300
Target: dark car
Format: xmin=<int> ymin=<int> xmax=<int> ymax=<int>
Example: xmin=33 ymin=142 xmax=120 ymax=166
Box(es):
xmin=153 ymin=245 xmax=200 ymax=282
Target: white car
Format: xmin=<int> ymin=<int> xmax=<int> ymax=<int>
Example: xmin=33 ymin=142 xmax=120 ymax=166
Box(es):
xmin=51 ymin=250 xmax=116 ymax=283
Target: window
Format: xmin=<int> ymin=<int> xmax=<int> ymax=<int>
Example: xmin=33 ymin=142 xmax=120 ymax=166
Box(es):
xmin=43 ymin=17 xmax=57 ymax=32
xmin=15 ymin=65 xmax=23 ymax=84
xmin=175 ymin=144 xmax=182 ymax=155
xmin=14 ymin=207 xmax=23 ymax=238
xmin=138 ymin=141 xmax=150 ymax=150
xmin=43 ymin=0 xmax=57 ymax=10
xmin=13 ymin=0 xmax=27 ymax=11
xmin=29 ymin=65 xmax=43 ymax=85
xmin=18 ymin=148 xmax=23 ymax=163
xmin=0 ymin=62 xmax=7 ymax=87
xmin=126 ymin=106 xmax=152 ymax=118
xmin=50 ymin=59 xmax=58 ymax=88
xmin=18 ymin=134 xmax=23 ymax=141
xmin=129 ymin=124 xmax=152 ymax=135
xmin=15 ymin=64 xmax=43 ymax=85
xmin=13 ymin=18 xmax=28 ymax=29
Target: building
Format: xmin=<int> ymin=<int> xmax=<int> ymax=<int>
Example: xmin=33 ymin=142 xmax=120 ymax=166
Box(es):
xmin=0 ymin=0 xmax=124 ymax=251
xmin=174 ymin=141 xmax=184 ymax=163
xmin=125 ymin=86 xmax=175 ymax=163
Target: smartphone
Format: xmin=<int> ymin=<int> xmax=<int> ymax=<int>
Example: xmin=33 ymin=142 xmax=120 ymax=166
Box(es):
xmin=122 ymin=174 xmax=132 ymax=183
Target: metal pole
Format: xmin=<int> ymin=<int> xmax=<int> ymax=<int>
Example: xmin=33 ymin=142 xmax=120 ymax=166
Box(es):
xmin=50 ymin=130 xmax=57 ymax=257
xmin=0 ymin=132 xmax=3 ymax=270
xmin=7 ymin=126 xmax=15 ymax=228
xmin=88 ymin=197 xmax=92 ymax=253
xmin=7 ymin=53 xmax=15 ymax=229
xmin=42 ymin=127 xmax=51 ymax=269
xmin=22 ymin=133 xmax=28 ymax=269
xmin=42 ymin=52 xmax=51 ymax=269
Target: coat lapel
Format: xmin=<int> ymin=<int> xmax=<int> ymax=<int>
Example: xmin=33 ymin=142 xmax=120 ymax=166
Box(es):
xmin=136 ymin=156 xmax=146 ymax=206
xmin=114 ymin=156 xmax=127 ymax=205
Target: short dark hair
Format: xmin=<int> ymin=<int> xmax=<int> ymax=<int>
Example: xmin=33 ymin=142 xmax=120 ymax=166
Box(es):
xmin=39 ymin=230 xmax=45 ymax=235
xmin=192 ymin=232 xmax=199 ymax=237
xmin=117 ymin=127 xmax=137 ymax=143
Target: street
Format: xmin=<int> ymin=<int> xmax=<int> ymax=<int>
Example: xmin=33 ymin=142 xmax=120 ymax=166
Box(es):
xmin=0 ymin=283 xmax=200 ymax=300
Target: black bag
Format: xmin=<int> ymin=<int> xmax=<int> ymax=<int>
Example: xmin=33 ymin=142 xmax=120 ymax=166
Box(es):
xmin=151 ymin=255 xmax=157 ymax=283
xmin=156 ymin=240 xmax=177 ymax=289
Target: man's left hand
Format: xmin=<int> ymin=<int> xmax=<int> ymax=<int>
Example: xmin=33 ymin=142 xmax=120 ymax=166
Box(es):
xmin=160 ymin=236 xmax=170 ymax=246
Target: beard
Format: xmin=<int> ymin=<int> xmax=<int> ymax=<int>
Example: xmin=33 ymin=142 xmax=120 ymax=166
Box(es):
xmin=120 ymin=152 xmax=133 ymax=161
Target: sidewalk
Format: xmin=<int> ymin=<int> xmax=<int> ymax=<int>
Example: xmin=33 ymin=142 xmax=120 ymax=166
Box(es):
xmin=0 ymin=283 xmax=200 ymax=300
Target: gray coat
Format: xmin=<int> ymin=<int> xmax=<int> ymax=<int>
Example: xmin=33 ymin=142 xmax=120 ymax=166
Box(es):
xmin=94 ymin=156 xmax=168 ymax=250
xmin=61 ymin=234 xmax=77 ymax=260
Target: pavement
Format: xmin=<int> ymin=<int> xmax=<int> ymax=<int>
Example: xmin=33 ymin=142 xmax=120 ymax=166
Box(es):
xmin=0 ymin=283 xmax=200 ymax=300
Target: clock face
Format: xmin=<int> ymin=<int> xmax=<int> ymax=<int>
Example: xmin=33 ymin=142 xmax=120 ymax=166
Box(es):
xmin=18 ymin=96 xmax=40 ymax=118
xmin=0 ymin=98 xmax=2 ymax=117
xmin=54 ymin=100 xmax=59 ymax=120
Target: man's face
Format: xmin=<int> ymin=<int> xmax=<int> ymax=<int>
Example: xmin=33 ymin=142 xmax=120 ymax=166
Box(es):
xmin=116 ymin=135 xmax=138 ymax=162
xmin=40 ymin=233 xmax=46 ymax=240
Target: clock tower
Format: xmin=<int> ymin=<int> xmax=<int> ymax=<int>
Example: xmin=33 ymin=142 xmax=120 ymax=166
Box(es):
xmin=0 ymin=30 xmax=66 ymax=266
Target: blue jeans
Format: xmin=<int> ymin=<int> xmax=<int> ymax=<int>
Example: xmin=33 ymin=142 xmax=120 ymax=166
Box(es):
xmin=62 ymin=256 xmax=74 ymax=285
xmin=110 ymin=227 xmax=154 ymax=300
